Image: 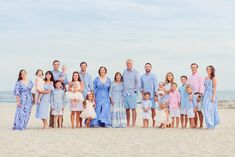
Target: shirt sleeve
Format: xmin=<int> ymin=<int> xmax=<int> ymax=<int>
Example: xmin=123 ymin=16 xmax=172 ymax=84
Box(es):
xmin=135 ymin=71 xmax=141 ymax=92
xmin=89 ymin=74 xmax=94 ymax=91
xmin=178 ymin=91 xmax=181 ymax=102
xmin=140 ymin=76 xmax=144 ymax=92
xmin=109 ymin=82 xmax=114 ymax=98
xmin=199 ymin=76 xmax=205 ymax=94
xmin=13 ymin=81 xmax=21 ymax=96
xmin=154 ymin=74 xmax=159 ymax=93
xmin=93 ymin=78 xmax=97 ymax=95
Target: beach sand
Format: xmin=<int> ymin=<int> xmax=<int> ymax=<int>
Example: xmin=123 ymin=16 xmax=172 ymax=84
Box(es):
xmin=0 ymin=103 xmax=235 ymax=157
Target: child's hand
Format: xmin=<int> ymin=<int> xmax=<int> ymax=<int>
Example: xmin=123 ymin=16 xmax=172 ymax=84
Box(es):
xmin=193 ymin=107 xmax=197 ymax=113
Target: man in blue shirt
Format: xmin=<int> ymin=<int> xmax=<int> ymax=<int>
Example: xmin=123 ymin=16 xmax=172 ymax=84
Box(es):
xmin=52 ymin=60 xmax=61 ymax=81
xmin=140 ymin=63 xmax=158 ymax=127
xmin=51 ymin=60 xmax=68 ymax=128
xmin=123 ymin=59 xmax=140 ymax=127
xmin=79 ymin=62 xmax=94 ymax=98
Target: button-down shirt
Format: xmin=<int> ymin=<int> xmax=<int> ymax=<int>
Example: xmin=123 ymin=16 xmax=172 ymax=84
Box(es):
xmin=188 ymin=72 xmax=204 ymax=94
xmin=123 ymin=68 xmax=140 ymax=96
xmin=140 ymin=72 xmax=158 ymax=98
xmin=52 ymin=70 xmax=62 ymax=81
xmin=79 ymin=71 xmax=94 ymax=97
xmin=168 ymin=90 xmax=181 ymax=109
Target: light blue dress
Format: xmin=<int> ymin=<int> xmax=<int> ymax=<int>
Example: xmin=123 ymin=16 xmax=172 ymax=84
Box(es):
xmin=202 ymin=79 xmax=220 ymax=129
xmin=110 ymin=82 xmax=127 ymax=128
xmin=50 ymin=89 xmax=66 ymax=115
xmin=91 ymin=77 xmax=111 ymax=127
xmin=13 ymin=81 xmax=34 ymax=130
xmin=36 ymin=83 xmax=54 ymax=119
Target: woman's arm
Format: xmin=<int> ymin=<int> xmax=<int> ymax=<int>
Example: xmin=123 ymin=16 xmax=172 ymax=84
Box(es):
xmin=68 ymin=82 xmax=73 ymax=92
xmin=212 ymin=78 xmax=217 ymax=102
xmin=80 ymin=82 xmax=84 ymax=92
xmin=16 ymin=96 xmax=21 ymax=107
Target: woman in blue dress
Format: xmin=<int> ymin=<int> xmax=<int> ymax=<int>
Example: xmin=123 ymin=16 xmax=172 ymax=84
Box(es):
xmin=91 ymin=66 xmax=111 ymax=127
xmin=36 ymin=71 xmax=54 ymax=129
xmin=110 ymin=72 xmax=127 ymax=128
xmin=202 ymin=65 xmax=220 ymax=129
xmin=13 ymin=69 xmax=35 ymax=130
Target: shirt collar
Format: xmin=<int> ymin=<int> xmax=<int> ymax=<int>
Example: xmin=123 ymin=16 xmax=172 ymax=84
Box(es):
xmin=192 ymin=72 xmax=198 ymax=76
xmin=127 ymin=68 xmax=134 ymax=71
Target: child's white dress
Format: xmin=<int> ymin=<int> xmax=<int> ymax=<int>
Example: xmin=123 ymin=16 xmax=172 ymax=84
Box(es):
xmin=141 ymin=100 xmax=152 ymax=120
xmin=67 ymin=91 xmax=84 ymax=111
xmin=156 ymin=108 xmax=167 ymax=124
xmin=80 ymin=100 xmax=97 ymax=119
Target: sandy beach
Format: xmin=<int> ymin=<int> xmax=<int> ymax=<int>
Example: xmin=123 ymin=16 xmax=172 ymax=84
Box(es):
xmin=0 ymin=103 xmax=235 ymax=157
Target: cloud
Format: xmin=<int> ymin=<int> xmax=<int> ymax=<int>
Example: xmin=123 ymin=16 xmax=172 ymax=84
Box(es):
xmin=0 ymin=0 xmax=234 ymax=90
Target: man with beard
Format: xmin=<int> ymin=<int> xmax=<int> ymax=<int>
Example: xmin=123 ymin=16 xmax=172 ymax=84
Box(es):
xmin=140 ymin=63 xmax=159 ymax=127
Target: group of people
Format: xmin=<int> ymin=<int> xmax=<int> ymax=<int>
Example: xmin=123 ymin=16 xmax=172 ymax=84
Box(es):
xmin=12 ymin=59 xmax=220 ymax=130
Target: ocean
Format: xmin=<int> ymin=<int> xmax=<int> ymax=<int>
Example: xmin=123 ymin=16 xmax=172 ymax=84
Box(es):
xmin=0 ymin=90 xmax=235 ymax=104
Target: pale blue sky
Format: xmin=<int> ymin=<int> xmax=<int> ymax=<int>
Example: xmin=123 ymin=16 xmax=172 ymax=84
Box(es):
xmin=0 ymin=0 xmax=234 ymax=91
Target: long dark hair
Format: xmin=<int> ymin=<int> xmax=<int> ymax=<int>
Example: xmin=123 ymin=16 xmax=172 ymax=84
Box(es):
xmin=17 ymin=69 xmax=26 ymax=81
xmin=72 ymin=71 xmax=81 ymax=82
xmin=207 ymin=65 xmax=215 ymax=80
xmin=44 ymin=71 xmax=54 ymax=82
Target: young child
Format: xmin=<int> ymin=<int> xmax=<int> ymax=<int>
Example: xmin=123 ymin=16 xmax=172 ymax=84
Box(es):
xmin=185 ymin=85 xmax=197 ymax=128
xmin=157 ymin=82 xmax=172 ymax=128
xmin=179 ymin=76 xmax=188 ymax=128
xmin=50 ymin=80 xmax=66 ymax=128
xmin=157 ymin=82 xmax=166 ymax=99
xmin=195 ymin=92 xmax=204 ymax=128
xmin=80 ymin=92 xmax=97 ymax=128
xmin=155 ymin=94 xmax=167 ymax=128
xmin=34 ymin=69 xmax=45 ymax=104
xmin=67 ymin=83 xmax=84 ymax=128
xmin=141 ymin=92 xmax=152 ymax=128
xmin=168 ymin=83 xmax=181 ymax=128
xmin=60 ymin=65 xmax=69 ymax=91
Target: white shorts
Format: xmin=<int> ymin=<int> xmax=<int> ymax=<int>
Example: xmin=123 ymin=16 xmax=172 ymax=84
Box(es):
xmin=197 ymin=103 xmax=202 ymax=112
xmin=180 ymin=108 xmax=187 ymax=115
xmin=142 ymin=111 xmax=151 ymax=120
xmin=170 ymin=108 xmax=180 ymax=118
xmin=187 ymin=109 xmax=195 ymax=118
xmin=51 ymin=110 xmax=63 ymax=116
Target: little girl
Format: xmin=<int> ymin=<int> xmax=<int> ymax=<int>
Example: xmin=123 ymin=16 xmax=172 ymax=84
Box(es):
xmin=168 ymin=83 xmax=181 ymax=128
xmin=34 ymin=69 xmax=44 ymax=104
xmin=67 ymin=83 xmax=84 ymax=128
xmin=141 ymin=92 xmax=152 ymax=128
xmin=80 ymin=92 xmax=97 ymax=128
xmin=50 ymin=80 xmax=66 ymax=128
